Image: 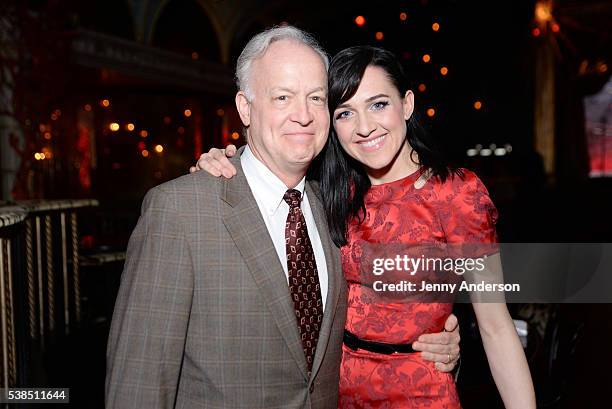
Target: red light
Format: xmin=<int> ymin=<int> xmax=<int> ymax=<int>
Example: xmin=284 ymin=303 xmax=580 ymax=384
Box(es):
xmin=551 ymin=23 xmax=560 ymax=33
xmin=532 ymin=28 xmax=541 ymax=37
xmin=355 ymin=16 xmax=366 ymax=26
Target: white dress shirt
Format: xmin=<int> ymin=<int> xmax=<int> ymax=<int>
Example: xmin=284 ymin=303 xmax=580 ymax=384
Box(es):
xmin=241 ymin=145 xmax=328 ymax=310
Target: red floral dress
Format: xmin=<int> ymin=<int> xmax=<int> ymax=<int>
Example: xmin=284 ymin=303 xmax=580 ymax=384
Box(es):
xmin=338 ymin=168 xmax=498 ymax=408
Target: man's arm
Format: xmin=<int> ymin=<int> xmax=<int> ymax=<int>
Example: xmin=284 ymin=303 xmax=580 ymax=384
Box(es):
xmin=106 ymin=187 xmax=194 ymax=408
xmin=412 ymin=313 xmax=461 ymax=372
xmin=190 ymin=146 xmax=462 ymax=373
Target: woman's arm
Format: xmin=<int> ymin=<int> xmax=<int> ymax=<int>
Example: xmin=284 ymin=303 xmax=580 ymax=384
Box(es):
xmin=190 ymin=145 xmax=464 ymax=373
xmin=190 ymin=145 xmax=238 ymax=176
xmin=470 ymin=254 xmax=536 ymax=409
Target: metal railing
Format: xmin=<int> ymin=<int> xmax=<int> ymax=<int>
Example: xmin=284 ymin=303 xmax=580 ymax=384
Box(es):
xmin=0 ymin=199 xmax=98 ymax=388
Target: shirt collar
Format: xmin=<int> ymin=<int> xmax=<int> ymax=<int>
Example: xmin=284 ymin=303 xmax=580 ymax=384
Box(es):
xmin=241 ymin=145 xmax=306 ymax=215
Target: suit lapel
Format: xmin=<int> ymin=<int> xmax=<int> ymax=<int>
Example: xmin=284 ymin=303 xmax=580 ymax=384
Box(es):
xmin=305 ymin=181 xmax=341 ymax=380
xmin=221 ymin=157 xmax=309 ymax=380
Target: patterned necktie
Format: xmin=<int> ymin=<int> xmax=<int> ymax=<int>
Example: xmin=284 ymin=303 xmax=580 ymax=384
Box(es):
xmin=283 ymin=189 xmax=324 ymax=372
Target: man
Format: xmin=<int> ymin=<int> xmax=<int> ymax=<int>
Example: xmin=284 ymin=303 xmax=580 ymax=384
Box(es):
xmin=106 ymin=26 xmax=459 ymax=409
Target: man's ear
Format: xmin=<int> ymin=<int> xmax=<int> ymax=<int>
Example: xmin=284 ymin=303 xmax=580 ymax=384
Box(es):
xmin=403 ymin=90 xmax=415 ymax=121
xmin=235 ymin=91 xmax=251 ymax=126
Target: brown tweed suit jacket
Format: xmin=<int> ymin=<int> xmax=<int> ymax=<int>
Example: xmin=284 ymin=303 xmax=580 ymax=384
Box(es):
xmin=105 ymin=152 xmax=347 ymax=409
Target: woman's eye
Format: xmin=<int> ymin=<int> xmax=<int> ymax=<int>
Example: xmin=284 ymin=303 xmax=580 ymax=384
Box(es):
xmin=372 ymin=101 xmax=389 ymax=110
xmin=335 ymin=111 xmax=352 ymax=120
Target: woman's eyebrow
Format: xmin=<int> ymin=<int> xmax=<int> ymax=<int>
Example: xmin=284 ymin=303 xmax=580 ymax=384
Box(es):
xmin=364 ymin=93 xmax=389 ymax=103
xmin=335 ymin=93 xmax=391 ymax=111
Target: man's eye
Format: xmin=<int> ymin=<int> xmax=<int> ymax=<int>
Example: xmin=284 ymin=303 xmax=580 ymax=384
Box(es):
xmin=276 ymin=96 xmax=288 ymax=101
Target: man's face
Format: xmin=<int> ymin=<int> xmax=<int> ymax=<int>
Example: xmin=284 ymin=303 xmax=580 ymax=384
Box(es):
xmin=236 ymin=39 xmax=329 ymax=182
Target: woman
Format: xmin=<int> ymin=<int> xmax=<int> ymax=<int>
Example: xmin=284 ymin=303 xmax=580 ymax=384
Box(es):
xmin=193 ymin=46 xmax=535 ymax=408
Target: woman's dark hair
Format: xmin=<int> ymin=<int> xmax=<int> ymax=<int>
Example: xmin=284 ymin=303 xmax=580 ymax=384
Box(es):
xmin=319 ymin=46 xmax=455 ymax=247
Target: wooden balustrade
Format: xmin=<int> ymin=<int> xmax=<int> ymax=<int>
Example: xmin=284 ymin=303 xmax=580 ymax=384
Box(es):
xmin=0 ymin=199 xmax=98 ymax=388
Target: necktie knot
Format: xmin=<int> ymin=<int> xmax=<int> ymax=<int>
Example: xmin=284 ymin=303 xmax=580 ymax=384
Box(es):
xmin=283 ymin=189 xmax=302 ymax=208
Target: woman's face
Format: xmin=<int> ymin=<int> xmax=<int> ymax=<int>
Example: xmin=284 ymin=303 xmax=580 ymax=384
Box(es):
xmin=332 ymin=65 xmax=417 ymax=184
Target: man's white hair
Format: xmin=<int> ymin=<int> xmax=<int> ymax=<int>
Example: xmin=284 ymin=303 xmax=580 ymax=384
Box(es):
xmin=235 ymin=25 xmax=329 ymax=100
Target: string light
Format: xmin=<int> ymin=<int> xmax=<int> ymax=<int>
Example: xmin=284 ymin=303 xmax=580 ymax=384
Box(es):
xmin=231 ymin=132 xmax=240 ymax=140
xmin=33 ymin=152 xmax=50 ymax=160
xmin=126 ymin=123 xmax=135 ymax=131
xmin=474 ymin=101 xmax=483 ymax=110
xmin=216 ymin=108 xmax=225 ymax=116
xmin=535 ymin=1 xmax=553 ymax=24
xmin=355 ymin=16 xmax=366 ymax=26
xmin=184 ymin=109 xmax=192 ymax=117
xmin=101 ymin=99 xmax=110 ymax=107
xmin=191 ymin=52 xmax=199 ymax=60
xmin=532 ymin=27 xmax=541 ymax=37
xmin=426 ymin=108 xmax=436 ymax=117
xmin=551 ymin=23 xmax=560 ymax=33
xmin=422 ymin=54 xmax=431 ymax=63
xmin=432 ymin=22 xmax=440 ymax=32
xmin=440 ymin=66 xmax=448 ymax=76
xmin=418 ymin=83 xmax=426 ymax=92
xmin=84 ymin=104 xmax=92 ymax=112
xmin=141 ymin=149 xmax=149 ymax=157
xmin=109 ymin=123 xmax=120 ymax=132
xmin=139 ymin=130 xmax=148 ymax=138
xmin=375 ymin=32 xmax=384 ymax=41
xmin=154 ymin=144 xmax=164 ymax=153
xmin=400 ymin=12 xmax=407 ymax=21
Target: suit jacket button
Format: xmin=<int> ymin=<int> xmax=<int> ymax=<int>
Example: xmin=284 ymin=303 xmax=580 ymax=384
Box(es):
xmin=309 ymin=383 xmax=315 ymax=393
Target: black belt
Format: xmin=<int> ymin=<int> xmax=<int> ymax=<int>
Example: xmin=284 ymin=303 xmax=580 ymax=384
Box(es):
xmin=343 ymin=330 xmax=415 ymax=355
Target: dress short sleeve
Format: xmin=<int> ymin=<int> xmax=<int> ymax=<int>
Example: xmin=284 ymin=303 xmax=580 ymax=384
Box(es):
xmin=437 ymin=169 xmax=498 ymax=248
